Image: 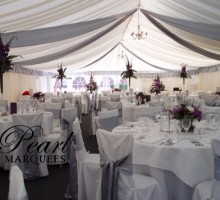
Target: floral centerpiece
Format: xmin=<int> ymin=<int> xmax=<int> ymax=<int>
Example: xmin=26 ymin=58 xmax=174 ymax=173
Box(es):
xmin=22 ymin=91 xmax=30 ymax=96
xmin=0 ymin=32 xmax=20 ymax=93
xmin=52 ymin=63 xmax=71 ymax=90
xmin=33 ymin=92 xmax=45 ymax=102
xmin=114 ymin=88 xmax=121 ymax=92
xmin=120 ymin=56 xmax=137 ymax=87
xmin=170 ymin=104 xmax=202 ymax=132
xmin=170 ymin=104 xmax=202 ymax=121
xmin=86 ymin=74 xmax=98 ymax=93
xmin=178 ymin=63 xmax=191 ymax=85
xmin=150 ymin=75 xmax=165 ymax=94
xmin=135 ymin=92 xmax=145 ymax=104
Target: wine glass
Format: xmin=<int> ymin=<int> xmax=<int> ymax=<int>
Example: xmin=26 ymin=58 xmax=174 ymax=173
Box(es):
xmin=181 ymin=118 xmax=191 ymax=133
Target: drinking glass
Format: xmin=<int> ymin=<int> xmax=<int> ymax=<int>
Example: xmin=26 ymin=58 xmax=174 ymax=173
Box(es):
xmin=212 ymin=114 xmax=219 ymax=132
xmin=175 ymin=120 xmax=182 ymax=137
xmin=181 ymin=118 xmax=191 ymax=133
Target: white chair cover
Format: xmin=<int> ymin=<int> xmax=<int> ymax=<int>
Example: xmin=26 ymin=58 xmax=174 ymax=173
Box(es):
xmin=61 ymin=108 xmax=77 ymax=161
xmin=110 ymin=94 xmax=120 ymax=102
xmin=136 ymin=106 xmax=164 ymax=121
xmin=95 ymin=129 xmax=163 ymax=200
xmin=12 ymin=113 xmax=49 ymax=180
xmin=75 ymin=96 xmax=82 ymax=122
xmin=81 ymin=92 xmax=90 ymax=115
xmin=9 ymin=166 xmax=28 ymax=200
xmin=72 ymin=118 xmax=100 ymax=200
xmin=105 ymin=101 xmax=122 ymax=117
xmin=44 ymin=102 xmax=62 ymax=128
xmin=98 ymin=109 xmax=119 ymax=131
xmin=148 ymin=100 xmax=165 ymax=107
xmin=201 ymin=105 xmax=220 ymax=119
xmin=51 ymin=97 xmax=64 ymax=104
xmin=192 ymin=139 xmax=220 ymax=200
xmin=164 ymin=95 xmax=175 ymax=110
xmin=90 ymin=97 xmax=97 ymax=135
xmin=204 ymin=95 xmax=218 ymax=106
xmin=99 ymin=96 xmax=110 ymax=111
xmin=64 ymin=142 xmax=78 ymax=200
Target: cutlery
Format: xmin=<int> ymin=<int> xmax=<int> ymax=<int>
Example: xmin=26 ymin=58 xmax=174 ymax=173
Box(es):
xmin=191 ymin=140 xmax=204 ymax=146
xmin=168 ymin=139 xmax=179 ymax=146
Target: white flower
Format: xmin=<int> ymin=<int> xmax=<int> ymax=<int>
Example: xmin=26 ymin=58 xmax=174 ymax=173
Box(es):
xmin=186 ymin=106 xmax=194 ymax=113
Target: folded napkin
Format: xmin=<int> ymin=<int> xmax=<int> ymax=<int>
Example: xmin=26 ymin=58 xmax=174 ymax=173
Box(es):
xmin=139 ymin=135 xmax=166 ymax=144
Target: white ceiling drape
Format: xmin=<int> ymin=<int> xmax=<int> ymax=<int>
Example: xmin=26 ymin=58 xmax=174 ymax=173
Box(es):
xmin=1 ymin=0 xmax=220 ymax=74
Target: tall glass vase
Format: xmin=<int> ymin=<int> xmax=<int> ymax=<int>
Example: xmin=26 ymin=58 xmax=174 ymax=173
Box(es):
xmin=182 ymin=78 xmax=186 ymax=92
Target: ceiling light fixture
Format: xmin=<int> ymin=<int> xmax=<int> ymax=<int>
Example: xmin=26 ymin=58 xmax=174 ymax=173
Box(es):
xmin=131 ymin=4 xmax=147 ymax=40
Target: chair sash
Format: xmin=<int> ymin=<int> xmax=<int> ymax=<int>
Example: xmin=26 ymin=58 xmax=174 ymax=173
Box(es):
xmin=214 ymin=154 xmax=220 ymax=180
xmin=100 ymin=147 xmax=132 ymax=200
xmin=75 ymin=99 xmax=82 ymax=121
xmin=99 ymin=116 xmax=119 ymax=132
xmin=64 ymin=142 xmax=78 ymax=200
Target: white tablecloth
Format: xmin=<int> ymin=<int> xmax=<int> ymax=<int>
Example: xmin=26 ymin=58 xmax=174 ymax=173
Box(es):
xmin=113 ymin=122 xmax=218 ymax=200
xmin=0 ymin=112 xmax=53 ymax=170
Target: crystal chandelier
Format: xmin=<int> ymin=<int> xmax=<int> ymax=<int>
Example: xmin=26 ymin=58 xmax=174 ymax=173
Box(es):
xmin=131 ymin=5 xmax=147 ymax=40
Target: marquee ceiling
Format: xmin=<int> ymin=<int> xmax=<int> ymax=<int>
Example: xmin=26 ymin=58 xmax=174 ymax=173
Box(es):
xmin=1 ymin=0 xmax=220 ymax=74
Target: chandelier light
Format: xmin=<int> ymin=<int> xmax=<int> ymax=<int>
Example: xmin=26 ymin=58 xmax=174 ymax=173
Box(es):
xmin=131 ymin=5 xmax=147 ymax=40
xmin=118 ymin=50 xmax=126 ymax=59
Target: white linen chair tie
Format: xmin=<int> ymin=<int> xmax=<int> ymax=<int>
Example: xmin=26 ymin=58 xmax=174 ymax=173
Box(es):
xmin=95 ymin=129 xmax=163 ymax=200
xmin=192 ymin=139 xmax=220 ymax=200
xmin=98 ymin=109 xmax=120 ymax=132
xmin=8 ymin=166 xmax=28 ymax=200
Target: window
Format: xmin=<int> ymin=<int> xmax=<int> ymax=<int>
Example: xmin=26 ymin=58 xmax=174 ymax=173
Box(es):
xmin=72 ymin=77 xmax=86 ymax=90
xmin=100 ymin=76 xmax=114 ymax=89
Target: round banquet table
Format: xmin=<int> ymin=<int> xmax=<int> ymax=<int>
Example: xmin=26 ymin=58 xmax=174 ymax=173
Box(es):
xmin=112 ymin=121 xmax=219 ymax=200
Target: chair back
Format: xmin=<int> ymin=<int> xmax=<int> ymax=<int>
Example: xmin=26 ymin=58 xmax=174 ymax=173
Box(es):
xmin=96 ymin=129 xmax=133 ymax=200
xmin=9 ymin=166 xmax=28 ymax=200
xmin=136 ymin=106 xmax=164 ymax=121
xmin=98 ymin=109 xmax=119 ymax=131
xmin=12 ymin=113 xmax=48 ymax=180
xmin=105 ymin=101 xmax=122 ymax=117
xmin=72 ymin=118 xmax=87 ymax=156
xmin=204 ymin=95 xmax=218 ymax=106
xmin=148 ymin=100 xmax=165 ymax=107
xmin=110 ymin=94 xmax=120 ymax=102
